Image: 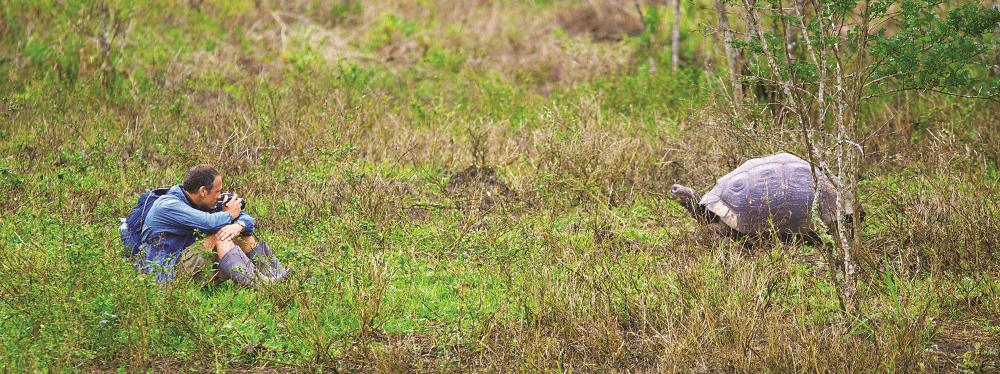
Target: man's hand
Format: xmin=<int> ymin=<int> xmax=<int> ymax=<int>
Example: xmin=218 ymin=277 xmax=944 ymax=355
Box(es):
xmin=223 ymin=193 xmax=241 ymax=220
xmin=217 ymin=223 xmax=245 ymax=242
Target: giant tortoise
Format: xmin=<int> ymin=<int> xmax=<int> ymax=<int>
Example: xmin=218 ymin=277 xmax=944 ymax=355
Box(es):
xmin=670 ymin=153 xmax=856 ymax=241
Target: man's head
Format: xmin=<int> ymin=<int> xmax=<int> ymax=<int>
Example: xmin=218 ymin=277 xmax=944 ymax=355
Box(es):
xmin=183 ymin=164 xmax=223 ymax=211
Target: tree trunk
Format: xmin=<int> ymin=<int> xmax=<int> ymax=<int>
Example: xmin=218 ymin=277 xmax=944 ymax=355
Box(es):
xmin=995 ymin=0 xmax=999 ymax=76
xmin=671 ymin=0 xmax=682 ymax=73
xmin=714 ymin=0 xmax=740 ymax=102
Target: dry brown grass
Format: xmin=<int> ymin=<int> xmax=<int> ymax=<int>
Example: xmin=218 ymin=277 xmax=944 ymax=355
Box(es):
xmin=3 ymin=0 xmax=1000 ymax=372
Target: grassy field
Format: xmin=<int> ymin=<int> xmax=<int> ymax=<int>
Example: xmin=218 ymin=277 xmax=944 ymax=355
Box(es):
xmin=2 ymin=0 xmax=999 ymax=372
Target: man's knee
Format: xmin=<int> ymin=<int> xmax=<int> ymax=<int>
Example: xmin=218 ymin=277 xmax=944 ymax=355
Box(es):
xmin=233 ymin=235 xmax=257 ymax=251
xmin=217 ymin=239 xmax=236 ymax=252
xmin=201 ymin=233 xmax=237 ymax=256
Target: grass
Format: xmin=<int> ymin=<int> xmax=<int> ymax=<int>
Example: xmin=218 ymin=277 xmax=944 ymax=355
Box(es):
xmin=2 ymin=0 xmax=1000 ymax=372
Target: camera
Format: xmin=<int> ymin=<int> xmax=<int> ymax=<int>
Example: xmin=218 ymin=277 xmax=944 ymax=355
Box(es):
xmin=218 ymin=193 xmax=247 ymax=210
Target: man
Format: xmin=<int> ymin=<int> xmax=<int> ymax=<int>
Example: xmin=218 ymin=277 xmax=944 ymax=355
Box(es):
xmin=138 ymin=164 xmax=289 ymax=286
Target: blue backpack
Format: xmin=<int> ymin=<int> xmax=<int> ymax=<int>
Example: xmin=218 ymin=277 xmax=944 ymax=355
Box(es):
xmin=119 ymin=187 xmax=170 ymax=258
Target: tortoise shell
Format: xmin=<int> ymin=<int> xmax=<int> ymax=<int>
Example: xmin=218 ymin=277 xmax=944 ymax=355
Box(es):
xmin=700 ymin=153 xmax=850 ymax=234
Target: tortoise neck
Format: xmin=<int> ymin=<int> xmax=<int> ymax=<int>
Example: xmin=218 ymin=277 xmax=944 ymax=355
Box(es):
xmin=680 ymin=192 xmax=712 ymax=224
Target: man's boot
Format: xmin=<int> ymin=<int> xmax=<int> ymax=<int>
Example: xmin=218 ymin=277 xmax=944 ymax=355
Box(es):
xmin=247 ymin=242 xmax=291 ymax=281
xmin=218 ymin=248 xmax=260 ymax=287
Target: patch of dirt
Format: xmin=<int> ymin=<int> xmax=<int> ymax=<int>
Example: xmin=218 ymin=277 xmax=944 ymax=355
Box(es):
xmin=238 ymin=55 xmax=265 ymax=76
xmin=926 ymin=317 xmax=1000 ymax=372
xmin=557 ymin=0 xmax=644 ymax=42
xmin=446 ymin=165 xmax=515 ymax=211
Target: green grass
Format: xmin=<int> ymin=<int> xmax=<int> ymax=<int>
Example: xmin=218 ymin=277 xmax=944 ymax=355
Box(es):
xmin=2 ymin=0 xmax=1000 ymax=372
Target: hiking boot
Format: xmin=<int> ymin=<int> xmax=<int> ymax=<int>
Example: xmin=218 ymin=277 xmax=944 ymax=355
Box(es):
xmin=247 ymin=242 xmax=291 ymax=281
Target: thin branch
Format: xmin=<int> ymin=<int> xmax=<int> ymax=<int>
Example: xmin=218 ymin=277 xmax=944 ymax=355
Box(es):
xmin=866 ymin=87 xmax=1000 ymax=102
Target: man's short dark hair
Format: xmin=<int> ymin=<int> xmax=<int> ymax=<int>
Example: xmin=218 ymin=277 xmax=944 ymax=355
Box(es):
xmin=183 ymin=164 xmax=220 ymax=193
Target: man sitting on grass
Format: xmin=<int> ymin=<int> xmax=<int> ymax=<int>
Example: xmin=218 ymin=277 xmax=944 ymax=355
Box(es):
xmin=138 ymin=164 xmax=289 ymax=286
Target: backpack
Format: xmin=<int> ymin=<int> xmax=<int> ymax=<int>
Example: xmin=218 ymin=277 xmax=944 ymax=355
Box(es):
xmin=119 ymin=187 xmax=170 ymax=258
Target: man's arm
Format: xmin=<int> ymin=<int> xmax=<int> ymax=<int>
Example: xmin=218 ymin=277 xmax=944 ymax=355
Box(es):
xmin=153 ymin=198 xmax=234 ymax=236
xmin=216 ymin=195 xmax=253 ymax=241
xmin=233 ymin=210 xmax=254 ymax=234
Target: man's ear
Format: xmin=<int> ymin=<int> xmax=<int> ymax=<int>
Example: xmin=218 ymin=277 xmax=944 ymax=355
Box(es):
xmin=198 ymin=186 xmax=209 ymax=196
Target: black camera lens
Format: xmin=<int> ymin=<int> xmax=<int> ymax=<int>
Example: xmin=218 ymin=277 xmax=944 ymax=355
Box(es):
xmin=219 ymin=193 xmax=246 ymax=209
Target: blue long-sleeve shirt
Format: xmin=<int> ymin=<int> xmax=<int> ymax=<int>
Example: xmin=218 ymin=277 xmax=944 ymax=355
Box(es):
xmin=138 ymin=184 xmax=254 ymax=282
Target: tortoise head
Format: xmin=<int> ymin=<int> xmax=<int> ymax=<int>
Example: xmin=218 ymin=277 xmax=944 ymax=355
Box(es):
xmin=671 ymin=184 xmax=711 ymax=224
xmin=670 ymin=184 xmax=699 ymax=204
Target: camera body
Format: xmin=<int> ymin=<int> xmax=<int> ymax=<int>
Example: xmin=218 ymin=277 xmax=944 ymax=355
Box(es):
xmin=218 ymin=192 xmax=247 ymax=210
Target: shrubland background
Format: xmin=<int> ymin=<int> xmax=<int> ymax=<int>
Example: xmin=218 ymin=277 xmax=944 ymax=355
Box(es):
xmin=1 ymin=0 xmax=999 ymax=372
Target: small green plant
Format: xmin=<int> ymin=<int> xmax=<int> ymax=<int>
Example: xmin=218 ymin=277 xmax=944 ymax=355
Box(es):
xmin=369 ymin=13 xmax=417 ymax=51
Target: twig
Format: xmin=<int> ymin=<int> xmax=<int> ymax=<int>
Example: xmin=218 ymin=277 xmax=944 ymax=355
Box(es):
xmin=633 ymin=0 xmax=644 ymax=31
xmin=409 ymin=203 xmax=462 ymax=210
